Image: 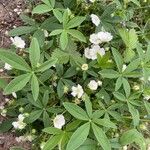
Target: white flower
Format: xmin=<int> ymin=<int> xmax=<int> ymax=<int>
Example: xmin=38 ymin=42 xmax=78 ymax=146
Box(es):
xmin=12 ymin=92 xmax=17 ymax=98
xmin=88 ymin=80 xmax=98 ymax=90
xmin=122 ymin=64 xmax=127 ymax=72
xmin=81 ymin=64 xmax=88 ymax=71
xmin=89 ymin=0 xmax=96 ymax=2
xmin=89 ymin=33 xmax=101 ymax=45
xmin=44 ymin=30 xmax=49 ymax=37
xmin=91 ymin=14 xmax=100 ymax=26
xmin=15 ymin=136 xmax=26 ymax=142
xmin=97 ymin=31 xmax=113 ymax=43
xmin=71 ymin=84 xmax=84 ymax=98
xmin=4 ymin=63 xmax=12 ymax=70
xmin=84 ymin=45 xmax=105 ymax=60
xmin=144 ymin=95 xmax=150 ymax=101
xmin=97 ymin=80 xmax=102 ymax=86
xmin=12 ymin=114 xmax=26 ymax=130
xmin=53 ymin=114 xmax=65 ymax=129
xmin=10 ymin=36 xmax=25 ymax=48
xmin=123 ymin=145 xmax=128 ymax=150
xmin=40 ymin=142 xmax=46 ymax=150
xmin=1 ymin=109 xmax=7 ymax=117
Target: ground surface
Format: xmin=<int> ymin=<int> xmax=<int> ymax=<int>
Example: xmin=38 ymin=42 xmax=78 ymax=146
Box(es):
xmin=0 ymin=0 xmax=31 ymax=149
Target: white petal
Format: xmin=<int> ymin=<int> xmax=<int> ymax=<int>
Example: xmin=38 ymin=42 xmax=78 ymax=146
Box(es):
xmin=91 ymin=14 xmax=100 ymax=26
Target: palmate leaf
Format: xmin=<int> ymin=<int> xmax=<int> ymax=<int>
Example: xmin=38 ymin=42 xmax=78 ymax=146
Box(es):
xmin=4 ymin=73 xmax=32 ymax=94
xmin=66 ymin=122 xmax=90 ymax=150
xmin=0 ymin=50 xmax=31 ymax=71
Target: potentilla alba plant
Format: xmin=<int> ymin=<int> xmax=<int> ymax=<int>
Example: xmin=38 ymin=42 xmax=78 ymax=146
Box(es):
xmin=0 ymin=0 xmax=149 ymax=150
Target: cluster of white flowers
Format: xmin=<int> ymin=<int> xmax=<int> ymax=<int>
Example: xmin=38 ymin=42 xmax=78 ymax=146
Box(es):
xmin=0 ymin=106 xmax=7 ymax=117
xmin=90 ymin=31 xmax=113 ymax=45
xmin=84 ymin=45 xmax=105 ymax=60
xmin=71 ymin=84 xmax=84 ymax=98
xmin=15 ymin=135 xmax=34 ymax=142
xmin=53 ymin=114 xmax=65 ymax=129
xmin=12 ymin=114 xmax=26 ymax=130
xmin=88 ymin=80 xmax=102 ymax=90
xmin=10 ymin=36 xmax=25 ymax=49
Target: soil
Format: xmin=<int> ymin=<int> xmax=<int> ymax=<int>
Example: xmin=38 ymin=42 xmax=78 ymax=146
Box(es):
xmin=0 ymin=0 xmax=31 ymax=149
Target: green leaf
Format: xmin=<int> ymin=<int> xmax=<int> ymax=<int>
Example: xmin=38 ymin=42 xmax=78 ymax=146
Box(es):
xmin=63 ymin=67 xmax=77 ymax=78
xmin=145 ymin=44 xmax=150 ymax=63
xmin=113 ymin=91 xmax=126 ymax=102
xmin=99 ymin=69 xmax=120 ymax=79
xmin=26 ymin=110 xmax=43 ymax=123
xmin=4 ymin=73 xmax=31 ymax=94
xmin=63 ymin=102 xmax=89 ymax=120
xmin=66 ymin=16 xmax=86 ymax=29
xmin=128 ymin=103 xmax=139 ymax=127
xmin=53 ymin=9 xmax=63 ymax=23
xmin=92 ymin=123 xmax=111 ymax=150
xmin=60 ymin=31 xmax=68 ymax=50
xmin=33 ymin=29 xmax=45 ymax=47
xmin=31 ymin=74 xmax=39 ymax=101
xmin=83 ymin=94 xmax=92 ymax=118
xmin=112 ymin=48 xmax=123 ymax=72
xmin=63 ymin=10 xmax=69 ymax=28
xmin=49 ymin=29 xmax=63 ymax=36
xmin=32 ymin=4 xmax=52 ymax=14
xmin=0 ymin=50 xmax=31 ymax=71
xmin=42 ymin=90 xmax=49 ymax=107
xmin=120 ymin=129 xmax=146 ymax=150
xmin=43 ymin=127 xmax=62 ymax=135
xmin=0 ymin=119 xmax=15 ymax=133
xmin=43 ymin=135 xmax=62 ymax=150
xmin=66 ymin=122 xmax=90 ymax=150
xmin=122 ymin=78 xmax=130 ymax=97
xmin=67 ymin=29 xmax=86 ymax=43
xmin=29 ymin=38 xmax=40 ymax=68
xmin=144 ymin=101 xmax=150 ymax=114
xmin=57 ymin=80 xmax=64 ymax=98
xmin=43 ymin=111 xmax=50 ymax=127
xmin=123 ymin=58 xmax=140 ymax=74
xmin=8 ymin=26 xmax=37 ymax=36
xmin=115 ymin=77 xmax=122 ymax=91
xmin=36 ymin=58 xmax=58 ymax=72
xmin=93 ymin=118 xmax=117 ymax=129
xmin=0 ymin=78 xmax=7 ymax=89
xmin=20 ymin=14 xmax=36 ymax=26
xmin=130 ymin=0 xmax=140 ymax=7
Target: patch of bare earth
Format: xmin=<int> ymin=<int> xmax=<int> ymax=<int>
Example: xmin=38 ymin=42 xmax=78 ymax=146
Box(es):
xmin=0 ymin=0 xmax=31 ymax=149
